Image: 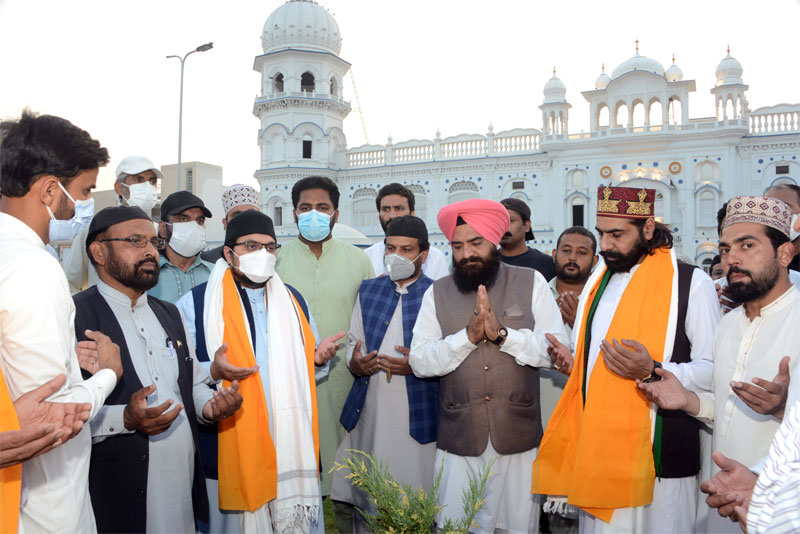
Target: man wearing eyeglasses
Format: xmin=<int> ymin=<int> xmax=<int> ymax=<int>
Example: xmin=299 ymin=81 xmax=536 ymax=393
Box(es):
xmin=149 ymin=191 xmax=215 ymax=303
xmin=74 ymin=205 xmax=244 ymax=533
xmin=175 ymin=210 xmax=340 ymax=533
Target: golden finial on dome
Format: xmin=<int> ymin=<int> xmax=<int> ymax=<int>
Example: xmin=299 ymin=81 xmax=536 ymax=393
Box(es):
xmin=635 ymin=38 xmax=639 ymax=54
xmin=672 ymin=53 xmax=676 ymax=63
xmin=601 ymin=62 xmax=605 ymax=73
xmin=727 ymin=44 xmax=731 ymax=54
xmin=553 ymin=66 xmax=557 ymax=76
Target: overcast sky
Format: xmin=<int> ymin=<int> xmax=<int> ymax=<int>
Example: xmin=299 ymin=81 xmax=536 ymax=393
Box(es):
xmin=1 ymin=0 xmax=798 ymax=194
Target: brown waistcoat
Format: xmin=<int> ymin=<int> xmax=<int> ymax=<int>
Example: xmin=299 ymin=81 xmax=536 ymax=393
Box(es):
xmin=433 ymin=263 xmax=542 ymax=457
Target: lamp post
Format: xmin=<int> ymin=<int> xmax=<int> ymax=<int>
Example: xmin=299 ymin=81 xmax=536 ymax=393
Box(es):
xmin=167 ymin=42 xmax=213 ymax=191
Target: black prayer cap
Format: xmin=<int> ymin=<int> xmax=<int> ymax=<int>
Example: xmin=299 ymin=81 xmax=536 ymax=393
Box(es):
xmin=500 ymin=197 xmax=535 ymax=241
xmin=160 ymin=190 xmax=212 ymax=221
xmin=85 ymin=206 xmax=151 ymax=255
xmin=385 ymin=215 xmax=429 ymax=251
xmin=224 ymin=210 xmax=275 ymax=247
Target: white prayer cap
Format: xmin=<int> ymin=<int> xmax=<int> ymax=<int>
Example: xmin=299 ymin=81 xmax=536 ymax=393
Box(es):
xmin=115 ymin=155 xmax=164 ymax=182
xmin=221 ymin=184 xmax=260 ymax=215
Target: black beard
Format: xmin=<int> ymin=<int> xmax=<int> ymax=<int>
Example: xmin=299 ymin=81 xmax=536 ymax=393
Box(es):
xmin=230 ymin=264 xmax=267 ymax=289
xmin=107 ymin=255 xmax=160 ymax=292
xmin=727 ymin=263 xmax=779 ymax=303
xmin=600 ymin=230 xmax=649 ymax=274
xmin=555 ymin=261 xmax=591 ymax=284
xmin=452 ymin=249 xmax=501 ymax=294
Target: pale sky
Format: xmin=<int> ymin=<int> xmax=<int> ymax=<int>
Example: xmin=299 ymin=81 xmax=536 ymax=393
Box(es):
xmin=1 ymin=0 xmax=798 ymax=195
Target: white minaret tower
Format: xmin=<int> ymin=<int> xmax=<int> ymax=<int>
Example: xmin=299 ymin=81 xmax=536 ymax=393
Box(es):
xmin=539 ymin=68 xmax=571 ymax=136
xmin=711 ymin=46 xmax=749 ymax=121
xmin=253 ymin=0 xmax=351 ymax=178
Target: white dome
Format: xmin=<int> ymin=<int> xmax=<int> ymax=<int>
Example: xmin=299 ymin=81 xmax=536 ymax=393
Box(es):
xmin=611 ymin=52 xmax=665 ymax=79
xmin=665 ymin=57 xmax=683 ymax=82
xmin=543 ymin=70 xmax=567 ymax=103
xmin=715 ymin=50 xmax=743 ymax=86
xmin=595 ymin=64 xmax=611 ymax=90
xmin=262 ymin=0 xmax=342 ymax=54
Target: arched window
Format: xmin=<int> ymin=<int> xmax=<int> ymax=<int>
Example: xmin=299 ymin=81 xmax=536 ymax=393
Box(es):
xmin=571 ymin=197 xmax=586 ymax=227
xmin=614 ymin=102 xmax=629 ymax=128
xmin=648 ymin=99 xmax=663 ymax=127
xmin=655 ymin=192 xmax=665 ymax=222
xmin=669 ymin=97 xmax=683 ymax=125
xmin=330 ymin=77 xmax=338 ymax=97
xmin=407 ymin=184 xmax=426 ymax=223
xmin=632 ymin=101 xmax=645 ymax=127
xmin=571 ymin=170 xmax=585 ymax=188
xmin=448 ymin=181 xmax=478 ymax=203
xmin=352 ymin=188 xmax=378 ymax=230
xmin=598 ymin=104 xmax=609 ymax=129
xmin=274 ymin=73 xmax=284 ymax=93
xmin=268 ymin=197 xmax=284 ymax=227
xmin=301 ymin=72 xmax=315 ymax=93
xmin=700 ymin=162 xmax=714 ymax=181
xmin=699 ymin=191 xmax=716 ymax=227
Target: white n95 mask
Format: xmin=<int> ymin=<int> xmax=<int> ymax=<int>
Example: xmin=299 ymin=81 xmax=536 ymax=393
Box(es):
xmin=235 ymin=249 xmax=277 ymax=284
xmin=123 ymin=182 xmax=158 ymax=214
xmin=168 ymin=221 xmax=206 ymax=257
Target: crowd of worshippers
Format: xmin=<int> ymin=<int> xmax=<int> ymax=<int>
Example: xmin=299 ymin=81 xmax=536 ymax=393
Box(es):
xmin=1 ymin=111 xmax=800 ymax=534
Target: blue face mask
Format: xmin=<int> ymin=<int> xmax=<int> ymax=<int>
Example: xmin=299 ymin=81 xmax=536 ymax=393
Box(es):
xmin=48 ymin=192 xmax=95 ymax=243
xmin=297 ymin=210 xmax=331 ymax=242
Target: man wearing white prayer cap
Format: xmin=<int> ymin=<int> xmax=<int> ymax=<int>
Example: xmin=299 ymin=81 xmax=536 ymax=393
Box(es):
xmin=202 ymin=184 xmax=261 ymax=263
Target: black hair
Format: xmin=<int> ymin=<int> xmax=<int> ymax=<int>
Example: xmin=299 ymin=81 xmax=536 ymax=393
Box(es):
xmin=0 ymin=109 xmax=109 ymax=197
xmin=556 ymin=226 xmax=597 ymax=254
xmin=632 ymin=219 xmax=674 ymax=253
xmin=710 ymin=254 xmax=721 ymax=268
xmin=376 ymin=183 xmax=415 ymax=213
xmin=291 ymin=176 xmax=340 ymax=209
xmin=764 ymin=225 xmax=790 ymax=252
xmin=717 ymin=201 xmax=729 ymax=237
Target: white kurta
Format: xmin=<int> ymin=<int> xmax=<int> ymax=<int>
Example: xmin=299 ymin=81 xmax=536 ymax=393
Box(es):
xmin=409 ymin=270 xmax=568 ymax=533
xmin=0 ymin=212 xmax=117 ymax=533
xmin=695 ymin=285 xmax=800 ymax=534
xmin=331 ymin=279 xmax=437 ymax=513
xmin=364 ymin=241 xmax=450 ymax=280
xmin=575 ymin=260 xmax=720 ymax=534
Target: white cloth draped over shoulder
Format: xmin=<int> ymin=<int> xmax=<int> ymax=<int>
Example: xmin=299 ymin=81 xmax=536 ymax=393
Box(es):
xmin=203 ymin=259 xmax=320 ymax=534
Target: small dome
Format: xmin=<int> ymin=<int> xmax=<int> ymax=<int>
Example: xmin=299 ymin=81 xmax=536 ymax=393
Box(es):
xmin=543 ymin=69 xmax=567 ymax=103
xmin=611 ymin=52 xmax=665 ymax=79
xmin=595 ymin=63 xmax=611 ymax=90
xmin=665 ymin=56 xmax=683 ymax=82
xmin=715 ymin=48 xmax=743 ymax=86
xmin=262 ymin=0 xmax=342 ymax=55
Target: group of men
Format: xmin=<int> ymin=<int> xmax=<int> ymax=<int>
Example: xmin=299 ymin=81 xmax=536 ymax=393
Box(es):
xmin=1 ymin=108 xmax=800 ymax=534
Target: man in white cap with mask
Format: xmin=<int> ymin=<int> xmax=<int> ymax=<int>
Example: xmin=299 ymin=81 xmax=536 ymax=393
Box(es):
xmin=63 ymin=155 xmax=162 ymax=294
xmin=201 ymin=184 xmax=261 ymax=263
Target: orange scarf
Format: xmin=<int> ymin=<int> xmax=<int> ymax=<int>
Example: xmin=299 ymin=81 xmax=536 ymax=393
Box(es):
xmin=0 ymin=369 xmax=21 ymax=534
xmin=532 ymin=247 xmax=674 ymax=522
xmin=216 ymin=271 xmax=319 ymax=512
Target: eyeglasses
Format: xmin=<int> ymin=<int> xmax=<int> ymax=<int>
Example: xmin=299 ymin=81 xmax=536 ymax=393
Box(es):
xmin=233 ymin=241 xmax=281 ymax=253
xmin=99 ymin=236 xmax=166 ymax=249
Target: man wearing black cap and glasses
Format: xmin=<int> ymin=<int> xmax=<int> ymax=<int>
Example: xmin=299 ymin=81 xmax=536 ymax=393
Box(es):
xmin=498 ymin=198 xmax=556 ymax=281
xmin=150 ymin=191 xmax=215 ymax=303
xmin=74 ymin=205 xmax=243 ymax=533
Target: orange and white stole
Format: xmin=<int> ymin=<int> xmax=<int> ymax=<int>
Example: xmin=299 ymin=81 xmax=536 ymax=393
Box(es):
xmin=532 ymin=247 xmax=676 ymax=522
xmin=0 ymin=368 xmax=21 ymax=534
xmin=204 ymin=261 xmax=319 ymax=531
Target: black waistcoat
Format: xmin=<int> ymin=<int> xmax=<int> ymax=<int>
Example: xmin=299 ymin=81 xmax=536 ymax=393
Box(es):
xmin=74 ymin=286 xmax=209 ymax=533
xmin=658 ymin=262 xmax=704 ymax=478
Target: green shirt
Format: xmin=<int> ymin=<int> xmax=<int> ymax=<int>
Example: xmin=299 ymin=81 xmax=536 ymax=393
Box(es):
xmin=148 ymin=255 xmax=214 ymax=303
xmin=276 ymin=237 xmax=374 ymax=494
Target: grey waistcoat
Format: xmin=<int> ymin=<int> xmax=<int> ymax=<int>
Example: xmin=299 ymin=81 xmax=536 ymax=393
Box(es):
xmin=433 ymin=263 xmax=542 ymax=457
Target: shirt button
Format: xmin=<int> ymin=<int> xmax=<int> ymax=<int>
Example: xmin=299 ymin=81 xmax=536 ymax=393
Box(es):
xmin=140 ymin=454 xmax=147 ymax=462
xmin=484 ymin=366 xmax=489 ymax=371
xmin=141 ymin=328 xmax=144 ymax=332
xmin=137 ymin=489 xmax=145 ymax=497
xmin=384 ymin=321 xmax=389 ymax=326
xmin=109 ymin=427 xmax=114 ymax=432
xmin=485 ymin=396 xmax=491 ymax=402
xmin=154 ymin=376 xmax=159 ymax=381
xmin=148 ymin=351 xmax=152 ymax=355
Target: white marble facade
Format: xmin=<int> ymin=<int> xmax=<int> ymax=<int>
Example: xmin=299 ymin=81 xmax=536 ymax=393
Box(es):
xmin=253 ymin=0 xmax=800 ymax=271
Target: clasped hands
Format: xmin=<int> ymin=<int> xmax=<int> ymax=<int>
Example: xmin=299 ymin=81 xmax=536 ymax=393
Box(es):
xmin=467 ymin=285 xmax=503 ymax=345
xmin=349 ymin=339 xmax=412 ymax=379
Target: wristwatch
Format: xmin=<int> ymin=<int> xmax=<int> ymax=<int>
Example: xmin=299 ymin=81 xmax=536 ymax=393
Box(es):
xmin=643 ymin=360 xmax=663 ymax=383
xmin=490 ymin=326 xmax=508 ymax=346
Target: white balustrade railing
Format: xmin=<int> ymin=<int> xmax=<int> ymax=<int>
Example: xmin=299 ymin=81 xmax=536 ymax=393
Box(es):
xmin=393 ymin=144 xmax=434 ymax=162
xmin=347 ymin=150 xmax=385 ymax=167
xmin=493 ymin=133 xmax=540 ymax=153
xmin=749 ymin=109 xmax=800 ymax=135
xmin=440 ymin=138 xmax=488 ymax=158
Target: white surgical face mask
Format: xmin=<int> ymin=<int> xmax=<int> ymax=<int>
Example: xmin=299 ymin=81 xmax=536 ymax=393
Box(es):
xmin=49 ymin=197 xmax=94 ymax=242
xmin=122 ymin=182 xmax=158 ymax=214
xmin=791 ymin=213 xmax=799 ymax=242
xmin=234 ymin=249 xmax=277 ymax=284
xmin=384 ymin=252 xmax=421 ymax=281
xmin=168 ymin=221 xmax=206 ymax=257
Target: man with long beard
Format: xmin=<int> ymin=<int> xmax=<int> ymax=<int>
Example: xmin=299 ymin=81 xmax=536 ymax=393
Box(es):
xmin=74 ymin=206 xmax=243 ymax=533
xmin=638 ymin=195 xmax=800 ymax=533
xmin=410 ymin=198 xmax=570 ymax=533
xmin=533 ymin=185 xmax=720 ymax=533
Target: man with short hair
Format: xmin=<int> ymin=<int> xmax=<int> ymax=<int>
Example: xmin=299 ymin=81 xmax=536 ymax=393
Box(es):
xmin=498 ymin=197 xmax=556 ymax=280
xmin=64 ymin=155 xmax=163 ymax=294
xmin=364 ymin=183 xmax=449 ymax=279
xmin=533 ymin=185 xmax=721 ymax=533
xmin=276 ymin=176 xmax=374 ymax=510
xmin=550 ymin=226 xmax=599 ymax=335
xmin=177 ymin=210 xmax=338 ymax=534
xmin=333 ymin=216 xmax=440 ymax=532
xmin=410 ymin=199 xmax=570 ymax=533
xmin=639 ymin=195 xmax=800 ymax=533
xmin=149 ymin=190 xmax=215 ymax=303
xmin=201 ymin=183 xmax=261 ymax=263
xmin=765 ymin=183 xmax=800 ymax=276
xmin=0 ymin=110 xmax=122 ymax=532
xmin=76 ymin=206 xmax=243 ymax=533
xmin=709 ymin=254 xmax=724 ymax=280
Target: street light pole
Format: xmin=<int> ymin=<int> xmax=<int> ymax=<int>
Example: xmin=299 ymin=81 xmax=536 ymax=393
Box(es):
xmin=167 ymin=42 xmax=213 ymax=191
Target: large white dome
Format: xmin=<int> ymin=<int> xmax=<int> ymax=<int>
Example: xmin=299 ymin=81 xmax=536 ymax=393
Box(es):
xmin=611 ymin=52 xmax=665 ymax=79
xmin=543 ymin=70 xmax=567 ymax=103
xmin=262 ymin=0 xmax=342 ymax=54
xmin=715 ymin=49 xmax=743 ymax=86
